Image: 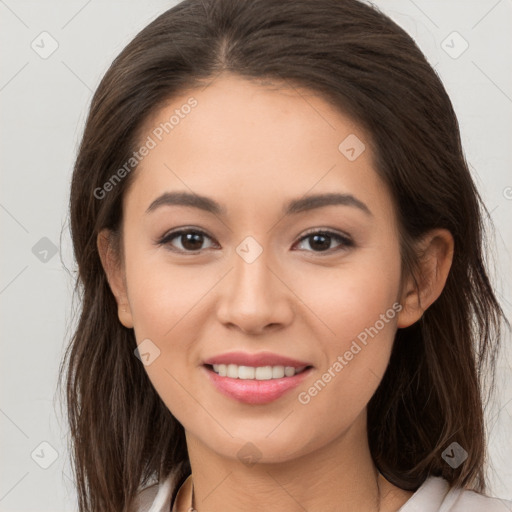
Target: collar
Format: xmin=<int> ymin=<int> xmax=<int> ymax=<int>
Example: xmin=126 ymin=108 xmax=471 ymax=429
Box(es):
xmin=171 ymin=474 xmax=193 ymax=512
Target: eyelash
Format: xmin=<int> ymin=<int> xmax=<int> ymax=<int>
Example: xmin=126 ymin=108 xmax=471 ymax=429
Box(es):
xmin=156 ymin=227 xmax=354 ymax=255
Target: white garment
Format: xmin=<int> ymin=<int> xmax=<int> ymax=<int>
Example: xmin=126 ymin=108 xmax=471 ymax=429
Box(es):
xmin=134 ymin=472 xmax=512 ymax=512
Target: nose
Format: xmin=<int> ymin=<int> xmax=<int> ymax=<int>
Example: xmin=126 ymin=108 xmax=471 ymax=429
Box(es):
xmin=216 ymin=247 xmax=294 ymax=335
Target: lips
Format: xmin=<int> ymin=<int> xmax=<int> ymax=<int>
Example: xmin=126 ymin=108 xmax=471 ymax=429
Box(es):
xmin=201 ymin=351 xmax=314 ymax=404
xmin=202 ymin=364 xmax=313 ymax=404
xmin=203 ymin=351 xmax=312 ymax=368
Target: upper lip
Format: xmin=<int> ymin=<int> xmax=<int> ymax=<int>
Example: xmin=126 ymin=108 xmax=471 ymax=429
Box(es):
xmin=203 ymin=351 xmax=313 ymax=368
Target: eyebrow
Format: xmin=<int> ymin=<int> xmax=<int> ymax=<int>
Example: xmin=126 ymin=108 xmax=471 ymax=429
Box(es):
xmin=145 ymin=191 xmax=372 ymax=217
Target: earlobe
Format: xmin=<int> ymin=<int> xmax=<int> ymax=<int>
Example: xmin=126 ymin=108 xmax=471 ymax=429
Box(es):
xmin=396 ymin=229 xmax=454 ymax=329
xmin=97 ymin=229 xmax=134 ymax=328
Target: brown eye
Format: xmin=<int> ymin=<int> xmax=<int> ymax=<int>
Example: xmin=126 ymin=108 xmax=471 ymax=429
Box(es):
xmin=158 ymin=229 xmax=216 ymax=253
xmin=294 ymin=230 xmax=353 ymax=253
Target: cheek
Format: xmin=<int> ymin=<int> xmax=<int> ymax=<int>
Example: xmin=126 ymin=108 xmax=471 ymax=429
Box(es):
xmin=125 ymin=249 xmax=214 ymax=340
xmin=124 ymin=253 xmax=215 ymax=414
xmin=291 ymin=247 xmax=401 ymax=407
xmin=123 ymin=253 xmax=209 ymax=422
xmin=293 ymin=247 xmax=402 ymax=345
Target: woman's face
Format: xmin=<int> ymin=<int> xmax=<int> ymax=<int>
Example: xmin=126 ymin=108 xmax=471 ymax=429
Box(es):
xmin=112 ymin=74 xmax=409 ymax=463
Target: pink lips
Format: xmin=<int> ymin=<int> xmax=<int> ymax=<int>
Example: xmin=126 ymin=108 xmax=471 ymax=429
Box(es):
xmin=203 ymin=351 xmax=312 ymax=368
xmin=202 ymin=351 xmax=313 ymax=405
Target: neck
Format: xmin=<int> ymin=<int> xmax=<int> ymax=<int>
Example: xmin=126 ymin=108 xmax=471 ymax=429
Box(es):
xmin=184 ymin=411 xmax=404 ymax=512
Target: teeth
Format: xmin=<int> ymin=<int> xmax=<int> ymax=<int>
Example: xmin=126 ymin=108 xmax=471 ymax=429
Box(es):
xmin=212 ymin=364 xmax=306 ymax=380
xmin=273 ymin=366 xmax=285 ymax=378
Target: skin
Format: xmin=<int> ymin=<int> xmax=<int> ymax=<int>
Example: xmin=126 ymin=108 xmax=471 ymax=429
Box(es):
xmin=98 ymin=73 xmax=454 ymax=512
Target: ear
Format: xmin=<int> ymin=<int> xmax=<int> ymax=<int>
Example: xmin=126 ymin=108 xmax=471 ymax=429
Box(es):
xmin=396 ymin=228 xmax=454 ymax=328
xmin=97 ymin=228 xmax=134 ymax=328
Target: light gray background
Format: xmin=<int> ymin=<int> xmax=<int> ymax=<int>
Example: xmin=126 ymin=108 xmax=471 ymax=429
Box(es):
xmin=1 ymin=1 xmax=511 ymax=510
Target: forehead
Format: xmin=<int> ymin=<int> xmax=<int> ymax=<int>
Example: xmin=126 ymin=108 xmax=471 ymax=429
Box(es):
xmin=124 ymin=74 xmax=393 ymax=223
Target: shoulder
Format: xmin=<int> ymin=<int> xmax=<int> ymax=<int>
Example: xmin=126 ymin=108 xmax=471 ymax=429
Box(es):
xmin=400 ymin=476 xmax=512 ymax=512
xmin=443 ymin=486 xmax=512 ymax=512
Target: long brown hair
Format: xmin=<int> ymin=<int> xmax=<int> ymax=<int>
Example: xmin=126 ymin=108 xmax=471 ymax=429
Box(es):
xmin=58 ymin=0 xmax=508 ymax=510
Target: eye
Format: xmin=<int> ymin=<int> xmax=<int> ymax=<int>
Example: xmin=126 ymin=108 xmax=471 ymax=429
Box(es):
xmin=157 ymin=227 xmax=354 ymax=255
xmin=157 ymin=228 xmax=217 ymax=253
xmin=293 ymin=230 xmax=353 ymax=253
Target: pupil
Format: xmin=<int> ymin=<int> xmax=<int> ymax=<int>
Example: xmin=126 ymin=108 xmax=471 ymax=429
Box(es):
xmin=311 ymin=234 xmax=330 ymax=251
xmin=182 ymin=232 xmax=203 ymax=250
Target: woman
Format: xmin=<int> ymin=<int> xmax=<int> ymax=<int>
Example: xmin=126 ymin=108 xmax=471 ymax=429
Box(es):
xmin=59 ymin=0 xmax=512 ymax=511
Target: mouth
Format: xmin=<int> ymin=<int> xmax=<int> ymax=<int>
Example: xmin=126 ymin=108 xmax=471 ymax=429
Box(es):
xmin=204 ymin=363 xmax=312 ymax=380
xmin=202 ymin=363 xmax=314 ymax=405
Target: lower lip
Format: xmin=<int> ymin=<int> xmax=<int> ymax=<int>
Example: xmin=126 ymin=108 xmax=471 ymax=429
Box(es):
xmin=202 ymin=365 xmax=313 ymax=405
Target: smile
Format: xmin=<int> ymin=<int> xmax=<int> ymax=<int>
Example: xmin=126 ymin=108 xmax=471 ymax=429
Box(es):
xmin=209 ymin=363 xmax=309 ymax=380
xmin=203 ymin=364 xmax=313 ymax=405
